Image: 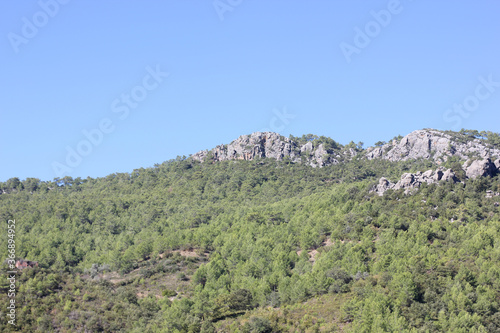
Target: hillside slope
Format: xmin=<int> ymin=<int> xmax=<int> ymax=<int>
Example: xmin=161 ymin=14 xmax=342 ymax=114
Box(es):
xmin=1 ymin=129 xmax=500 ymax=332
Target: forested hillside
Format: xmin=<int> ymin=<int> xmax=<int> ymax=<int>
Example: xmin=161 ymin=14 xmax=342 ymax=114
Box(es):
xmin=1 ymin=129 xmax=500 ymax=332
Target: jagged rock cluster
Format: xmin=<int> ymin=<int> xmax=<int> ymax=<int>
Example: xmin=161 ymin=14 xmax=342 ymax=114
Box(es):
xmin=191 ymin=129 xmax=500 ymax=196
xmin=192 ymin=132 xmax=299 ymax=162
xmin=373 ymin=158 xmax=500 ymax=196
xmin=365 ymin=129 xmax=500 ymax=162
xmin=193 ymin=129 xmax=500 ymax=168
xmin=373 ymin=169 xmax=458 ymax=196
xmin=464 ymin=158 xmax=500 ymax=179
xmin=191 ymin=132 xmax=346 ymax=168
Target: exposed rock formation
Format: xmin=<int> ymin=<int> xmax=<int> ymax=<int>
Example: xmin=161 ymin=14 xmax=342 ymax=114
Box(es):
xmin=372 ymin=168 xmax=459 ymax=196
xmin=191 ymin=132 xmax=347 ymax=167
xmin=373 ymin=158 xmax=500 ymax=196
xmin=486 ymin=190 xmax=500 ymax=199
xmin=494 ymin=158 xmax=500 ymax=171
xmin=192 ymin=132 xmax=300 ymax=163
xmin=464 ymin=158 xmax=498 ymax=179
xmin=191 ymin=129 xmax=500 ymax=197
xmin=373 ymin=177 xmax=394 ymax=196
xmin=365 ymin=129 xmax=500 ymax=163
xmin=441 ymin=169 xmax=458 ymax=182
xmin=193 ymin=129 xmax=500 ymax=169
xmin=191 ymin=130 xmax=500 ymax=190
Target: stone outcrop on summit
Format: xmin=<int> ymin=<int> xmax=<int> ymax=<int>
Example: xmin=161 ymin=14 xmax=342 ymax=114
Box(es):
xmin=192 ymin=132 xmax=299 ymax=163
xmin=193 ymin=129 xmax=500 ymax=168
xmin=191 ymin=132 xmax=346 ymax=167
xmin=192 ymin=129 xmax=500 ymax=196
xmin=191 ymin=132 xmax=299 ymax=163
xmin=365 ymin=129 xmax=500 ymax=162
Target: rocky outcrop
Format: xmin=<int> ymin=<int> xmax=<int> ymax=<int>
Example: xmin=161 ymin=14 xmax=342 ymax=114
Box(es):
xmin=192 ymin=129 xmax=500 ymax=174
xmin=310 ymin=144 xmax=338 ymax=167
xmin=367 ymin=130 xmax=500 ymax=196
xmin=365 ymin=129 xmax=500 ymax=163
xmin=372 ymin=168 xmax=459 ymax=196
xmin=192 ymin=132 xmax=300 ymax=163
xmin=191 ymin=132 xmax=348 ymax=167
xmin=373 ymin=158 xmax=500 ymax=196
xmin=464 ymin=158 xmax=498 ymax=179
xmin=441 ymin=169 xmax=458 ymax=182
xmin=494 ymin=158 xmax=500 ymax=171
xmin=486 ymin=190 xmax=500 ymax=199
xmin=373 ymin=177 xmax=393 ymax=196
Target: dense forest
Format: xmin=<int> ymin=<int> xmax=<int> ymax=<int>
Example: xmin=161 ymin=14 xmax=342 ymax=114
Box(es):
xmin=1 ymin=130 xmax=500 ymax=332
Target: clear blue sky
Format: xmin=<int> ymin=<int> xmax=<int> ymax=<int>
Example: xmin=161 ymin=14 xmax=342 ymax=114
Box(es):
xmin=1 ymin=1 xmax=499 ymax=181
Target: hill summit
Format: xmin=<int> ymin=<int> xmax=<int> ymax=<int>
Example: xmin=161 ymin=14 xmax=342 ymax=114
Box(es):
xmin=192 ymin=129 xmax=500 ymax=166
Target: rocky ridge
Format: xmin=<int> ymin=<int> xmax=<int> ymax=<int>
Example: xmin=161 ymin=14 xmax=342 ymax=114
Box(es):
xmin=373 ymin=158 xmax=500 ymax=196
xmin=193 ymin=129 xmax=500 ymax=167
xmin=373 ymin=168 xmax=457 ymax=196
xmin=365 ymin=129 xmax=500 ymax=162
xmin=191 ymin=132 xmax=351 ymax=168
xmin=191 ymin=129 xmax=500 ymax=195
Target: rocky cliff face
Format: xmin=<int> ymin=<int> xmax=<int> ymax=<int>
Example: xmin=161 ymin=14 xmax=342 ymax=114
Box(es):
xmin=373 ymin=168 xmax=459 ymax=196
xmin=464 ymin=158 xmax=499 ymax=179
xmin=192 ymin=129 xmax=500 ymax=195
xmin=193 ymin=129 xmax=500 ymax=168
xmin=365 ymin=129 xmax=500 ymax=163
xmin=372 ymin=158 xmax=500 ymax=196
xmin=363 ymin=129 xmax=500 ymax=195
xmin=191 ymin=132 xmax=349 ymax=167
xmin=192 ymin=129 xmax=500 ymax=196
xmin=192 ymin=132 xmax=298 ymax=162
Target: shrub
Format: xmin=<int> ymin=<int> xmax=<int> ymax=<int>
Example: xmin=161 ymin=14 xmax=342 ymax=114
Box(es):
xmin=162 ymin=289 xmax=177 ymax=297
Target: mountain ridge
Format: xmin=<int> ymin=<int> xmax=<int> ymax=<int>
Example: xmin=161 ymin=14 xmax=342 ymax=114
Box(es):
xmin=191 ymin=128 xmax=500 ymax=166
xmin=191 ymin=128 xmax=500 ymax=196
